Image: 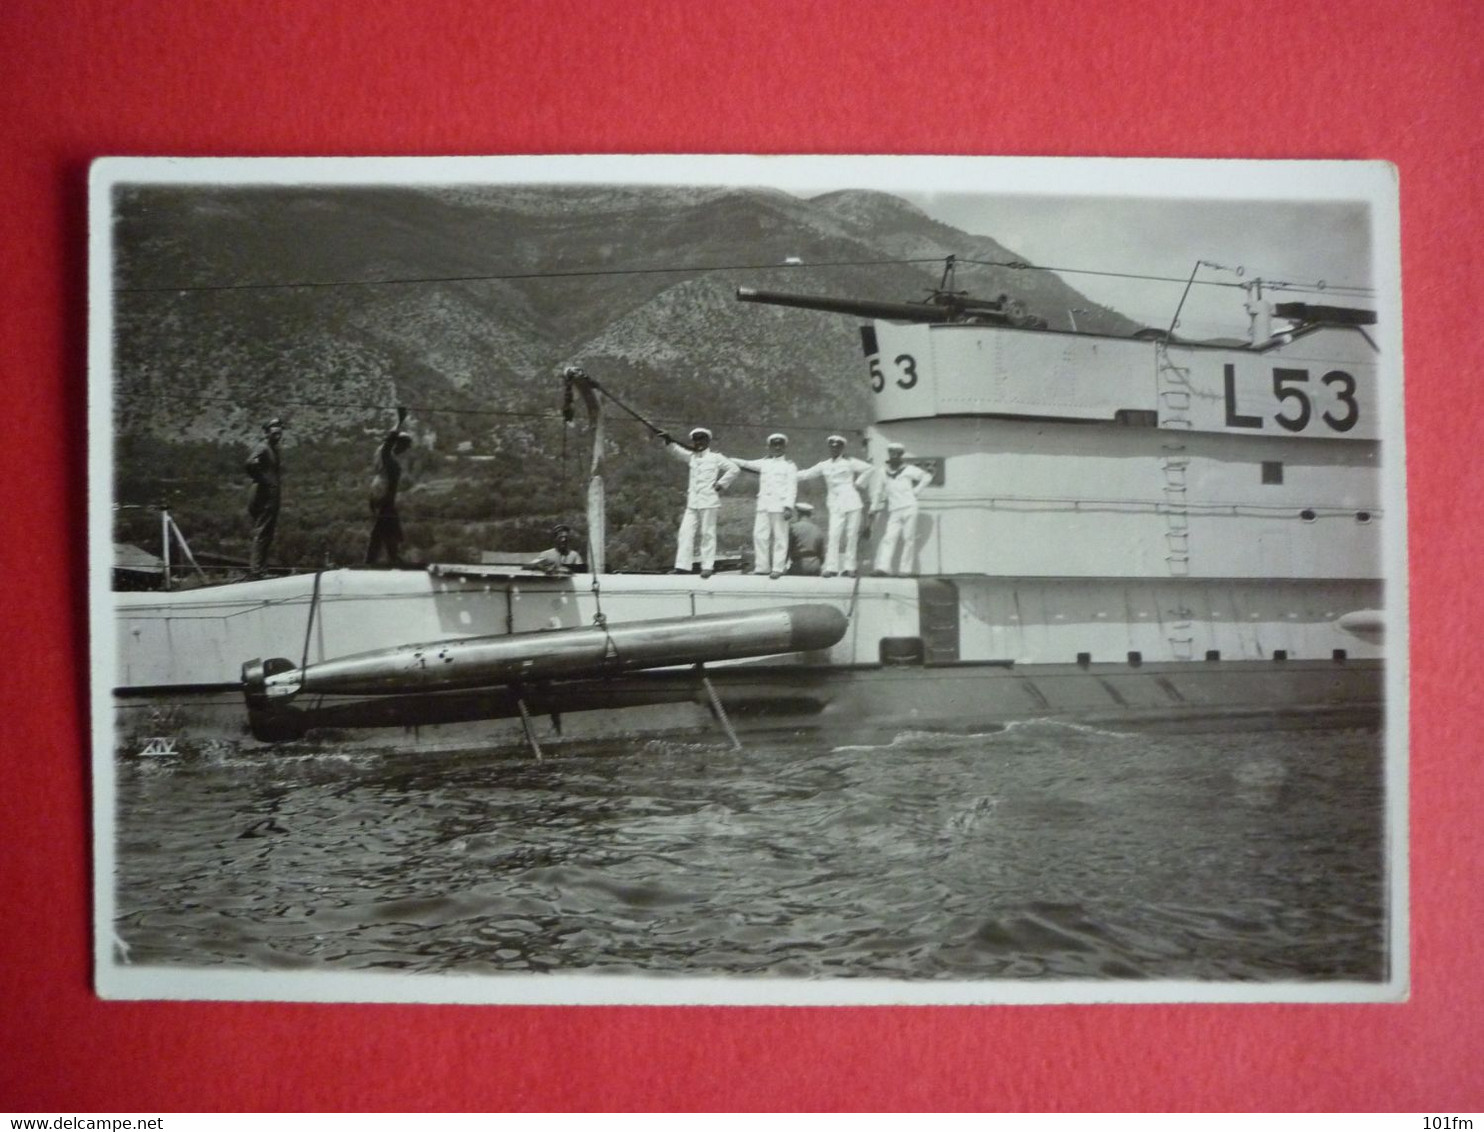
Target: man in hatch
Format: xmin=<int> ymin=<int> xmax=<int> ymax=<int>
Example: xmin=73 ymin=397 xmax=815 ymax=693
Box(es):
xmin=528 ymin=523 xmax=585 ymax=575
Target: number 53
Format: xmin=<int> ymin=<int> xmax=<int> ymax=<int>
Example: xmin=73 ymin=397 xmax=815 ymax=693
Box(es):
xmin=1273 ymin=368 xmax=1359 ymax=433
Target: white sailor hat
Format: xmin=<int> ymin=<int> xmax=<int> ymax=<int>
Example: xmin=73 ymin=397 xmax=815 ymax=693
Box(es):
xmin=827 ymin=434 xmax=847 ymax=445
xmin=767 ymin=432 xmax=787 ymax=444
xmin=689 ymin=427 xmax=712 ymax=441
xmin=886 ymin=441 xmax=906 ymax=453
xmin=793 ymin=501 xmax=814 ymax=515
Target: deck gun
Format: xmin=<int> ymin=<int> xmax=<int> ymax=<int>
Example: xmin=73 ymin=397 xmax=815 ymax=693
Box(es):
xmin=736 ymin=254 xmax=1048 ymax=327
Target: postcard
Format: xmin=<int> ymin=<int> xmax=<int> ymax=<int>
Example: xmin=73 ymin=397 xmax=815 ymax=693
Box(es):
xmin=90 ymin=155 xmax=1406 ymax=1004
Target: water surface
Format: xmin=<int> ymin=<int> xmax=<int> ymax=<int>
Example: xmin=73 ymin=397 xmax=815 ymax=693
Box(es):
xmin=113 ymin=719 xmax=1387 ymax=982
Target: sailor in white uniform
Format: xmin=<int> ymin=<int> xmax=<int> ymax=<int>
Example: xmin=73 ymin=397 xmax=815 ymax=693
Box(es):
xmin=734 ymin=432 xmax=798 ymax=578
xmin=868 ymin=442 xmax=932 ymax=576
xmin=662 ymin=426 xmax=739 ymax=578
xmin=796 ymin=434 xmax=874 ymax=576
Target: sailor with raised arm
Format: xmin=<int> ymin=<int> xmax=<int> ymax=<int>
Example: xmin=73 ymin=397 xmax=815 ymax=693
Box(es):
xmin=366 ymin=407 xmax=413 ymax=566
xmin=734 ymin=432 xmax=798 ymax=578
xmin=796 ymin=434 xmax=873 ymax=577
xmin=659 ymin=426 xmax=739 ymax=579
xmin=868 ymin=442 xmax=932 ymax=577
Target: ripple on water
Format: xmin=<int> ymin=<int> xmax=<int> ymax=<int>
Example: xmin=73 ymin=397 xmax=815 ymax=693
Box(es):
xmin=111 ymin=724 xmax=1388 ymax=982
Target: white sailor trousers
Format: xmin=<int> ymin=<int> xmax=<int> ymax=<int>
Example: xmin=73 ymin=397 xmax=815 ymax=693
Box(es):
xmin=751 ymin=511 xmax=789 ymax=573
xmin=675 ymin=506 xmax=719 ymax=571
xmin=823 ymin=508 xmax=863 ymax=575
xmin=873 ymin=506 xmax=919 ymax=575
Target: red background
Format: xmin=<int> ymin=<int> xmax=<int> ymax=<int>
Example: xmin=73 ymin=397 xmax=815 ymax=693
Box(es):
xmin=3 ymin=0 xmax=1480 ymax=1112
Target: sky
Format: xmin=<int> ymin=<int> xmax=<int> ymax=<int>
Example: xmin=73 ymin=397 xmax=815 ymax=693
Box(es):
xmin=901 ymin=192 xmax=1375 ymax=340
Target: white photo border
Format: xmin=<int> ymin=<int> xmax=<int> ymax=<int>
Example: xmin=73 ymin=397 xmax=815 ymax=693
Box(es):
xmin=89 ymin=155 xmax=1407 ymax=1006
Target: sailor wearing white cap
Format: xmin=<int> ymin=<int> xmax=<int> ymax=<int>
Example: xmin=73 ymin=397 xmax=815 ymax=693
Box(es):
xmin=869 ymin=442 xmax=932 ymax=576
xmin=796 ymin=433 xmax=874 ymax=576
xmin=734 ymin=432 xmax=798 ymax=578
xmin=659 ymin=426 xmax=739 ymax=578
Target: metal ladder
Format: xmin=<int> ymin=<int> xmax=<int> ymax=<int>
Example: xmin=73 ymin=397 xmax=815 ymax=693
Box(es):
xmin=1156 ymin=345 xmax=1193 ymax=578
xmin=1156 ymin=346 xmax=1196 ymax=660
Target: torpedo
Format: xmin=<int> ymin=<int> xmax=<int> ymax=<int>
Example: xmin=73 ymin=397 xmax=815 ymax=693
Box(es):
xmin=242 ymin=603 xmax=848 ymax=706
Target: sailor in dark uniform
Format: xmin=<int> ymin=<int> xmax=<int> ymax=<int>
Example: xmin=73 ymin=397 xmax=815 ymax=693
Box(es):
xmin=244 ymin=417 xmax=284 ymax=577
xmin=367 ymin=411 xmax=414 ymax=566
xmin=786 ymin=502 xmax=825 ymax=576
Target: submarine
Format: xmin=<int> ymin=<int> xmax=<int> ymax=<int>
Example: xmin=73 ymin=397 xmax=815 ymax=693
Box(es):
xmin=110 ymin=258 xmax=1388 ymax=756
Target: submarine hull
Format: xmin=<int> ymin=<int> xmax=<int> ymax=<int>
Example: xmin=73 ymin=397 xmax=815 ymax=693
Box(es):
xmin=111 ymin=568 xmax=1385 ymax=755
xmin=130 ymin=653 xmax=1382 ymax=752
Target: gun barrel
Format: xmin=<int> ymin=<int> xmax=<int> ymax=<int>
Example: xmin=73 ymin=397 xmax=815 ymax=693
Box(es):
xmin=736 ymin=286 xmax=962 ymax=324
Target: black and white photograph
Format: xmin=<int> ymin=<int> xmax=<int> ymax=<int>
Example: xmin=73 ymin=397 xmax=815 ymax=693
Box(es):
xmin=90 ymin=155 xmax=1406 ymax=1004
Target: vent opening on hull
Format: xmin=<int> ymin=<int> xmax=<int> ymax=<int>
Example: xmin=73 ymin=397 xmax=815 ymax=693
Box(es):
xmin=879 ymin=637 xmax=925 ymax=666
xmin=1205 ymin=650 xmax=1221 ymax=662
xmin=917 ymin=579 xmax=960 ymax=665
xmin=1076 ymin=652 xmax=1091 ymax=668
xmin=1127 ymin=651 xmax=1143 ymax=667
xmin=1333 ymin=649 xmax=1348 ymax=663
xmin=1273 ymin=650 xmax=1289 ymax=661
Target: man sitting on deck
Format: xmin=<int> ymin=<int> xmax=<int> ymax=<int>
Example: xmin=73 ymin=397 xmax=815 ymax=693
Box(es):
xmin=786 ymin=502 xmax=825 ymax=576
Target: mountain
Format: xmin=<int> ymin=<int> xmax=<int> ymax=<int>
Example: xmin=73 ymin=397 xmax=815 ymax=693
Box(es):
xmin=107 ymin=182 xmax=1140 ymax=571
xmin=111 ymin=183 xmax=1137 ymax=439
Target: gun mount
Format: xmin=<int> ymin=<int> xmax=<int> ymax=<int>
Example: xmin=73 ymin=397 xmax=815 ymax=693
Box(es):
xmin=1272 ymin=302 xmax=1377 ymax=327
